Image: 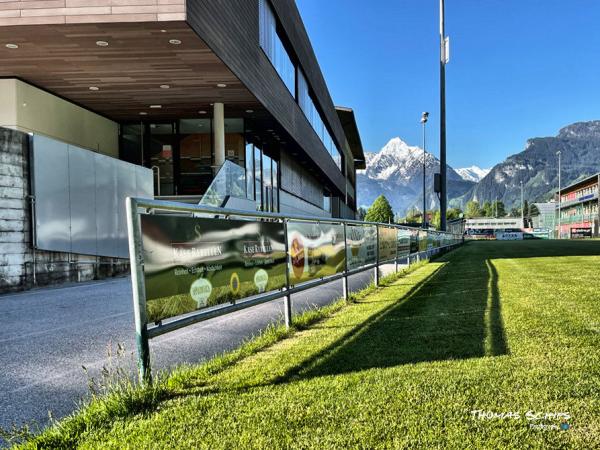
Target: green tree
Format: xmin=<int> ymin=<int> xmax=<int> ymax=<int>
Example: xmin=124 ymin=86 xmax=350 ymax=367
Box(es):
xmin=482 ymin=201 xmax=493 ymax=217
xmin=365 ymin=195 xmax=394 ymax=223
xmin=465 ymin=200 xmax=482 ymax=218
xmin=491 ymin=200 xmax=506 ymax=217
xmin=447 ymin=207 xmax=463 ymax=221
xmin=528 ymin=203 xmax=539 ymax=217
xmin=357 ymin=207 xmax=367 ymax=221
xmin=510 ymin=207 xmax=520 ymax=217
xmin=523 ymin=200 xmax=529 ymax=217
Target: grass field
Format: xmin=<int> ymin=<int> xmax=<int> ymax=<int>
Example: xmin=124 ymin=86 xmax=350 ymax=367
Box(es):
xmin=17 ymin=240 xmax=600 ymax=449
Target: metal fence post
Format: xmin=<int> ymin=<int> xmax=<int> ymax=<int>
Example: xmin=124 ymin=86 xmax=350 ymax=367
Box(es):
xmin=126 ymin=197 xmax=151 ymax=385
xmin=374 ymin=225 xmax=380 ymax=286
xmin=342 ymin=222 xmax=349 ymax=300
xmin=283 ymin=219 xmax=293 ymax=328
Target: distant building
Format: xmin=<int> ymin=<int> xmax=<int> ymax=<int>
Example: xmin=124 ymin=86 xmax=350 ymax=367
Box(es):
xmin=465 ymin=217 xmax=524 ymax=233
xmin=531 ymin=202 xmax=556 ymax=231
xmin=556 ymin=173 xmax=599 ymax=238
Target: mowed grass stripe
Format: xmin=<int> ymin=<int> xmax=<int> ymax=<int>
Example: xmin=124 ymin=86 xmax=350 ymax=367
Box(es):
xmin=19 ymin=241 xmax=600 ymax=449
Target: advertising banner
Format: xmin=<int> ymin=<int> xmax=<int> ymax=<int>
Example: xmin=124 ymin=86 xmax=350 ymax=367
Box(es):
xmin=571 ymin=227 xmax=592 ymax=239
xmin=409 ymin=229 xmax=420 ymax=253
xmin=496 ymin=231 xmax=524 ymax=240
xmin=345 ymin=224 xmax=377 ymax=270
xmin=397 ymin=229 xmax=411 ymax=258
xmin=418 ymin=230 xmax=428 ymax=251
xmin=378 ymin=226 xmax=398 ymax=262
xmin=288 ymin=222 xmax=346 ymax=284
xmin=141 ymin=215 xmax=287 ymax=322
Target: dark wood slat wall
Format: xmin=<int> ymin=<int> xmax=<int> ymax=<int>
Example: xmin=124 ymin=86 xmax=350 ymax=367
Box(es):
xmin=185 ymin=0 xmax=347 ymax=195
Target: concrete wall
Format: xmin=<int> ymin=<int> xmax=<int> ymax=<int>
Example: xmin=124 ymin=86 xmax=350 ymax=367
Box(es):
xmin=0 ymin=0 xmax=185 ymax=25
xmin=0 ymin=127 xmax=128 ymax=293
xmin=0 ymin=79 xmax=119 ymax=157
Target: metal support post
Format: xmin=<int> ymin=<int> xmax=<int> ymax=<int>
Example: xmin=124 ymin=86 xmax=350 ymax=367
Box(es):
xmin=283 ymin=219 xmax=293 ymax=328
xmin=126 ymin=197 xmax=152 ymax=384
xmin=342 ymin=222 xmax=349 ymax=301
xmin=374 ymin=225 xmax=380 ymax=286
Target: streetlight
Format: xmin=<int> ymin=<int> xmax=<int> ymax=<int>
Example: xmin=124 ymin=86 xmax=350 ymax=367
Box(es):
xmin=420 ymin=111 xmax=429 ymax=228
xmin=557 ymin=150 xmax=562 ymax=239
xmin=439 ymin=0 xmax=448 ymax=231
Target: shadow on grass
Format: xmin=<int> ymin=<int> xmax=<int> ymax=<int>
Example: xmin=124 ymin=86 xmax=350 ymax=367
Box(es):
xmin=275 ymin=242 xmax=515 ymax=382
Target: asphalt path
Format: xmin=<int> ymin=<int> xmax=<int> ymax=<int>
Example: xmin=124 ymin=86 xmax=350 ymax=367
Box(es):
xmin=0 ymin=264 xmax=399 ymax=434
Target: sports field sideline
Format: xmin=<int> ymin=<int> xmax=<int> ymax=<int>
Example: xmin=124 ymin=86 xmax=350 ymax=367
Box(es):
xmin=15 ymin=240 xmax=600 ymax=449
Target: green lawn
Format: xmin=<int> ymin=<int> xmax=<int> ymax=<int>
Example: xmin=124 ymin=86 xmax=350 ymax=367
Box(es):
xmin=19 ymin=241 xmax=600 ymax=449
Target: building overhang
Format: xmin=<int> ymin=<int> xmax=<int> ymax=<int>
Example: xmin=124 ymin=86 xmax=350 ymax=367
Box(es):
xmin=556 ymin=172 xmax=600 ymax=195
xmin=0 ymin=21 xmax=261 ymax=121
xmin=335 ymin=106 xmax=365 ymax=170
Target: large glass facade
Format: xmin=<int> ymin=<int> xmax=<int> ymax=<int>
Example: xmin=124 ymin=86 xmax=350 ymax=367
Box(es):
xmin=259 ymin=0 xmax=295 ymax=96
xmin=298 ymin=70 xmax=343 ymax=171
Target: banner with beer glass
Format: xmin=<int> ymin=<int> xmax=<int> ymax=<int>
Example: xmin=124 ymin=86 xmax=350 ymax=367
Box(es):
xmin=287 ymin=221 xmax=346 ymax=284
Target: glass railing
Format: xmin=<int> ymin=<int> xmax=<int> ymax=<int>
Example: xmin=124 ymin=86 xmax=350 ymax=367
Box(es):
xmin=199 ymin=160 xmax=247 ymax=208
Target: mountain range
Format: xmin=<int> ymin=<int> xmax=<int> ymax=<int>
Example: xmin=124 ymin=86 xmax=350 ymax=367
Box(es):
xmin=357 ymin=120 xmax=600 ymax=215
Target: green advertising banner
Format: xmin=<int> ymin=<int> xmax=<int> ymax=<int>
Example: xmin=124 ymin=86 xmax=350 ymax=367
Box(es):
xmin=418 ymin=230 xmax=428 ymax=252
xmin=409 ymin=229 xmax=419 ymax=253
xmin=346 ymin=224 xmax=377 ymax=270
xmin=140 ymin=215 xmax=287 ymax=323
xmin=378 ymin=226 xmax=398 ymax=262
xmin=287 ymin=222 xmax=346 ymax=285
xmin=397 ymin=228 xmax=411 ymax=258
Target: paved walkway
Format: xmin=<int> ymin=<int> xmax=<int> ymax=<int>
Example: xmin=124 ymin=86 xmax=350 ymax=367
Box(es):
xmin=0 ymin=265 xmax=398 ymax=431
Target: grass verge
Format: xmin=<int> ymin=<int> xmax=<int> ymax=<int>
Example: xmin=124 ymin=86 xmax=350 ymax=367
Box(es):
xmin=14 ymin=240 xmax=600 ymax=448
xmin=10 ymin=259 xmax=428 ymax=449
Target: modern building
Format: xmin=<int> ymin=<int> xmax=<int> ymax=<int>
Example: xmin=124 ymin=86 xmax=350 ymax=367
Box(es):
xmin=556 ymin=173 xmax=599 ymax=238
xmin=0 ymin=0 xmax=365 ymax=291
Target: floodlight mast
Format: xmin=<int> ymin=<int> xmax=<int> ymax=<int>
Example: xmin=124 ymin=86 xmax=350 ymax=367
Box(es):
xmin=439 ymin=0 xmax=448 ymax=231
xmin=421 ymin=112 xmax=429 ymax=228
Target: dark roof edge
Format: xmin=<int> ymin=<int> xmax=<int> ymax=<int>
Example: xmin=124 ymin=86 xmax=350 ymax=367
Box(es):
xmin=335 ymin=106 xmax=365 ymax=170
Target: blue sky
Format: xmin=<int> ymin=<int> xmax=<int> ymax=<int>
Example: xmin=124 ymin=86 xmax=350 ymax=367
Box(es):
xmin=296 ymin=0 xmax=600 ymax=169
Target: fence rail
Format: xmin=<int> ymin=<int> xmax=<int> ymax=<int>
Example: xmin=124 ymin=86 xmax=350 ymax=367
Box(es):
xmin=126 ymin=197 xmax=463 ymax=383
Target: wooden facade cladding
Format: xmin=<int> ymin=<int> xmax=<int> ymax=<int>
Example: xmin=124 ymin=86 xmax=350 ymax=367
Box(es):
xmin=0 ymin=0 xmax=186 ymax=25
xmin=185 ymin=0 xmax=347 ymax=194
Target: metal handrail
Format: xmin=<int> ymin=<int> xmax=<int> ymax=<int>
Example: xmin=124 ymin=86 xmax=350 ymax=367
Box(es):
xmin=126 ymin=196 xmax=463 ymax=383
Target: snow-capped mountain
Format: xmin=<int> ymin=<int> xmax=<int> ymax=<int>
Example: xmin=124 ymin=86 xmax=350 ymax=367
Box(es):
xmin=357 ymin=137 xmax=474 ymax=215
xmin=456 ymin=166 xmax=490 ymax=182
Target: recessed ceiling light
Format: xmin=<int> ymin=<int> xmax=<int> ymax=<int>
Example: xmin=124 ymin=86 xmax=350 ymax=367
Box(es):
xmin=159 ymin=84 xmax=170 ymax=89
xmin=149 ymin=105 xmax=162 ymax=109
xmin=95 ymin=40 xmax=109 ymax=47
xmin=89 ymin=86 xmax=99 ymax=91
xmin=198 ymin=110 xmax=207 ymax=114
xmin=169 ymin=39 xmax=181 ymax=45
xmin=267 ymin=129 xmax=273 ymax=132
xmin=160 ymin=29 xmax=167 ymax=33
xmin=5 ymin=43 xmax=18 ymax=49
xmin=216 ymin=83 xmax=227 ymax=88
xmin=245 ymin=109 xmax=254 ymax=113
xmin=139 ymin=112 xmax=148 ymax=115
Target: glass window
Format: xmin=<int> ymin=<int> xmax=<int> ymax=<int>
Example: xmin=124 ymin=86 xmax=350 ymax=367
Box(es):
xmin=297 ymin=68 xmax=343 ymax=172
xmin=254 ymin=144 xmax=262 ymax=210
xmin=245 ymin=142 xmax=254 ymax=200
xmin=263 ymin=153 xmax=272 ymax=212
xmin=178 ymin=119 xmax=212 ymax=196
xmin=259 ymin=0 xmax=295 ymax=96
xmin=272 ymin=159 xmax=279 ymax=212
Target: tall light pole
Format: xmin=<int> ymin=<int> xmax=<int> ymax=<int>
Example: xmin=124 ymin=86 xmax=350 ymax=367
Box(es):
xmin=557 ymin=150 xmax=562 ymax=239
xmin=520 ymin=181 xmax=524 ymax=228
xmin=421 ymin=111 xmax=429 ymax=228
xmin=439 ymin=0 xmax=448 ymax=230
